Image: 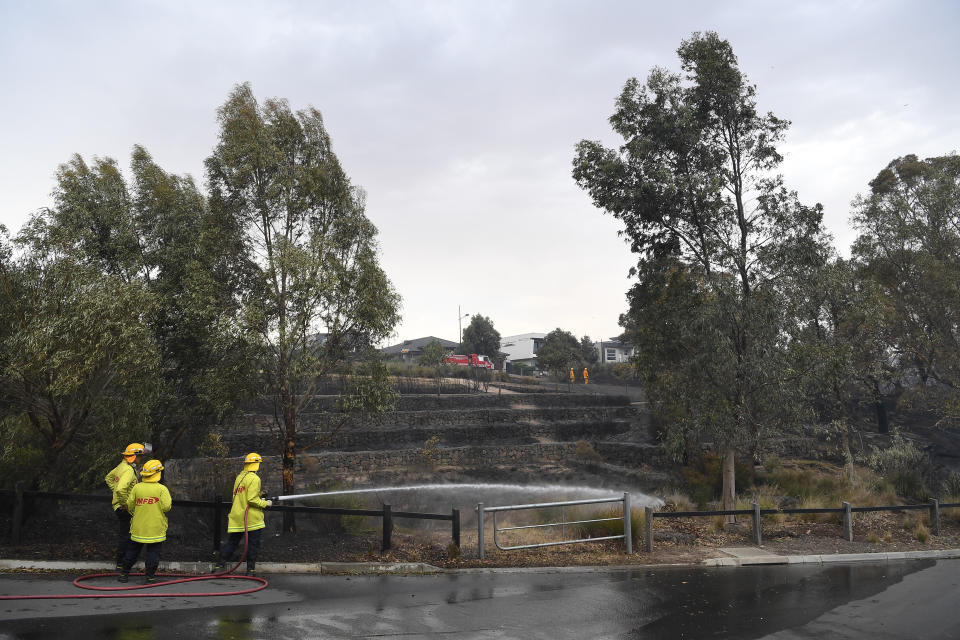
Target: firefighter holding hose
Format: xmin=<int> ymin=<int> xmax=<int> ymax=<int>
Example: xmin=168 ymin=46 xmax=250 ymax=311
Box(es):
xmin=105 ymin=442 xmax=147 ymax=570
xmin=214 ymin=452 xmax=272 ymax=576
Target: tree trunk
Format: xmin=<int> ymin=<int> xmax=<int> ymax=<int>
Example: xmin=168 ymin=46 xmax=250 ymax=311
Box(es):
xmin=722 ymin=447 xmax=737 ymax=524
xmin=875 ymin=401 xmax=889 ymax=434
xmin=281 ymin=402 xmax=297 ymax=534
xmin=841 ymin=425 xmax=855 ymax=486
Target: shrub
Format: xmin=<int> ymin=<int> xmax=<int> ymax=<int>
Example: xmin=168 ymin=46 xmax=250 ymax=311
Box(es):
xmin=421 ymin=435 xmax=442 ymax=468
xmin=914 ymin=522 xmax=930 ymax=543
xmin=662 ymin=491 xmax=695 ymax=512
xmin=763 ymin=455 xmax=782 ymax=474
xmin=868 ymin=432 xmax=936 ymax=501
xmin=572 ymin=506 xmax=645 ymax=548
xmin=867 ymin=531 xmax=880 ymax=544
xmin=446 ymin=541 xmax=461 ymax=560
xmin=574 ymin=440 xmax=603 ymax=464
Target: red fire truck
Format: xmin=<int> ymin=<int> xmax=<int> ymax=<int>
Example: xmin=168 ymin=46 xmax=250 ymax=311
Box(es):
xmin=444 ymin=353 xmax=494 ymax=369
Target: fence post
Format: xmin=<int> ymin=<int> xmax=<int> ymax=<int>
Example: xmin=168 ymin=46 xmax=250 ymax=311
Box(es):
xmin=623 ymin=492 xmax=632 ymax=554
xmin=752 ymin=501 xmax=762 ymax=545
xmin=452 ymin=508 xmax=461 ymax=548
xmin=212 ymin=494 xmax=222 ymax=553
xmin=842 ymin=501 xmax=853 ymax=541
xmin=929 ymin=498 xmax=941 ymax=536
xmin=382 ymin=504 xmax=392 ymax=552
xmin=11 ymin=480 xmax=24 ymax=545
xmin=477 ymin=502 xmax=485 ymax=560
xmin=644 ymin=506 xmax=653 ymax=553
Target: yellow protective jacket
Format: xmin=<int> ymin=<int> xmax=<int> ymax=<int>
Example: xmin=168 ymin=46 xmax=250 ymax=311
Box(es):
xmin=126 ymin=482 xmax=172 ymax=543
xmin=227 ymin=471 xmax=268 ymax=533
xmin=105 ymin=461 xmax=138 ymax=512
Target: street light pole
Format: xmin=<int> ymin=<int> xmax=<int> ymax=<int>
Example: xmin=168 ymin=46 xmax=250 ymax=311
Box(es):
xmin=459 ymin=305 xmax=470 ymax=344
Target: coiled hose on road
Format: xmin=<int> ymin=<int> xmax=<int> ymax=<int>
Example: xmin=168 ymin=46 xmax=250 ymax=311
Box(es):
xmin=0 ymin=506 xmax=267 ymax=600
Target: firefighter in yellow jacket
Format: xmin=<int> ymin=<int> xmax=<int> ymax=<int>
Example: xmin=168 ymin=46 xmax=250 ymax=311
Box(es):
xmin=118 ymin=459 xmax=171 ymax=584
xmin=214 ymin=452 xmax=272 ymax=576
xmin=104 ymin=443 xmax=145 ymax=570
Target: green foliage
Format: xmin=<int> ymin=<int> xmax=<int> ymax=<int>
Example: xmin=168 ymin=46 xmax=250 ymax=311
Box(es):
xmin=0 ymin=238 xmax=159 ymax=488
xmin=573 ymin=31 xmax=829 ymax=509
xmin=852 ymin=153 xmax=960 ymax=427
xmin=9 ymin=144 xmax=260 ymax=465
xmin=337 ymin=353 xmax=400 ymax=417
xmin=417 ymin=340 xmax=448 ymax=369
xmin=206 ymin=84 xmax=401 ymax=511
xmin=868 ymin=432 xmax=936 ymax=500
xmin=0 ymin=414 xmax=43 ymax=489
xmin=610 ymin=362 xmax=633 ymax=382
xmin=420 ymin=435 xmax=442 ymax=468
xmin=579 ymin=336 xmax=599 ymax=366
xmin=459 ymin=315 xmax=501 ymax=358
xmin=536 ymin=328 xmax=583 ymax=378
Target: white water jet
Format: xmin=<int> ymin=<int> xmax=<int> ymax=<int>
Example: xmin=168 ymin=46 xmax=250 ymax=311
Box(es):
xmin=277 ymin=482 xmax=663 ymax=508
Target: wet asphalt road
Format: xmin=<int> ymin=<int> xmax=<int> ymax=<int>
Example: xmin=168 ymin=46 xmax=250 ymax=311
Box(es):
xmin=1 ymin=559 xmax=958 ymax=639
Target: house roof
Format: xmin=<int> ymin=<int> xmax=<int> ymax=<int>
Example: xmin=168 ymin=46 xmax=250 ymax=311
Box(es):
xmin=381 ymin=336 xmax=458 ymax=355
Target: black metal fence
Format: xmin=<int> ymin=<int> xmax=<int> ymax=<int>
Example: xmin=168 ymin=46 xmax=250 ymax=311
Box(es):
xmin=2 ymin=482 xmax=460 ymax=554
xmin=643 ymin=499 xmax=960 ymax=552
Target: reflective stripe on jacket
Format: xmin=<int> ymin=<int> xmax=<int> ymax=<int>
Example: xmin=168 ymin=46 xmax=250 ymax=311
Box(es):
xmin=227 ymin=471 xmax=268 ymax=532
xmin=126 ymin=482 xmax=172 ymax=543
xmin=105 ymin=461 xmax=138 ymax=511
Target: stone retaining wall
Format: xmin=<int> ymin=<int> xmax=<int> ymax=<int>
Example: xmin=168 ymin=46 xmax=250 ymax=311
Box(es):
xmin=244 ymin=392 xmax=631 ymax=413
xmin=233 ymin=405 xmax=639 ymax=432
xmin=218 ymin=420 xmax=632 ymax=453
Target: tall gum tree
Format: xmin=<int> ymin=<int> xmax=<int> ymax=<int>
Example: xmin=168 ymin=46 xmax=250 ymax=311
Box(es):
xmin=18 ymin=148 xmax=257 ymax=463
xmin=573 ymin=32 xmax=826 ymax=517
xmin=206 ymin=84 xmax=401 ymax=532
xmin=852 ymin=153 xmax=960 ymax=426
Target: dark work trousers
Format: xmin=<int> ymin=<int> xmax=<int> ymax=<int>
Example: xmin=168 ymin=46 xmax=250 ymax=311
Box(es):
xmin=113 ymin=509 xmax=133 ymax=568
xmin=122 ymin=541 xmax=162 ymax=578
xmin=219 ymin=529 xmax=263 ymax=570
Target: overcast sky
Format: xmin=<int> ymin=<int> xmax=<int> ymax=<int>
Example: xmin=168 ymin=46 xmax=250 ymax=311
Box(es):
xmin=1 ymin=1 xmax=957 ymax=346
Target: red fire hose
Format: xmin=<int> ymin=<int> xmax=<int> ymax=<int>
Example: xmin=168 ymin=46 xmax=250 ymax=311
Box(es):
xmin=0 ymin=506 xmax=267 ymax=600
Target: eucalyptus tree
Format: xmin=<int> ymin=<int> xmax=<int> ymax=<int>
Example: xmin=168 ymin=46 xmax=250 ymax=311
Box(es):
xmin=537 ymin=328 xmax=583 ymax=389
xmin=459 ymin=314 xmax=501 ymax=359
xmin=0 ymin=226 xmax=158 ymax=489
xmin=573 ymin=32 xmax=826 ymax=515
xmin=28 ymin=148 xmax=257 ymax=461
xmin=852 ymin=154 xmax=960 ymax=427
xmin=788 ymin=255 xmax=893 ymax=482
xmin=206 ymin=84 xmax=401 ymax=531
xmin=579 ymin=336 xmax=599 ymax=367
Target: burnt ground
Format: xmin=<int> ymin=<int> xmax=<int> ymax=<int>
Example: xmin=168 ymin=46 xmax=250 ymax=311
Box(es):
xmin=3 ymin=496 xmax=960 ymax=571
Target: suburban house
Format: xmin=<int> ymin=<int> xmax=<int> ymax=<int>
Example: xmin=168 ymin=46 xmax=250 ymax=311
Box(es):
xmin=499 ymin=333 xmax=546 ymax=371
xmin=594 ymin=338 xmax=634 ymax=363
xmin=381 ymin=336 xmax=458 ymax=362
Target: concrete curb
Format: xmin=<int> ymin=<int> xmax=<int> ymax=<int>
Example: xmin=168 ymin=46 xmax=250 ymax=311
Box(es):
xmin=3 ymin=550 xmax=959 ymax=575
xmin=701 ymin=548 xmax=960 ymax=567
xmin=0 ymin=559 xmax=442 ymax=575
